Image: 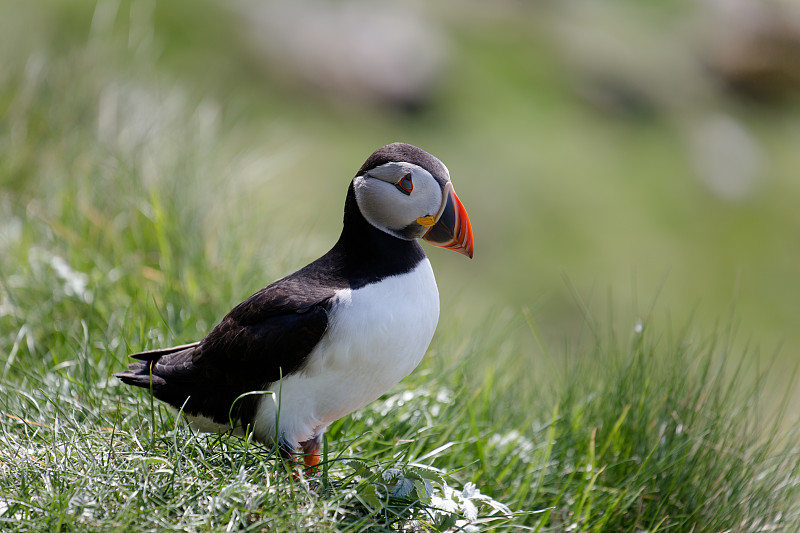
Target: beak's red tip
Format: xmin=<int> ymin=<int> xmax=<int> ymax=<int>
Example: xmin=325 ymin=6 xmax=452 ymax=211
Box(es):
xmin=448 ymin=196 xmax=473 ymax=258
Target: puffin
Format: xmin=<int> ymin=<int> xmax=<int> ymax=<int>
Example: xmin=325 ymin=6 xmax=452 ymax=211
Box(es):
xmin=116 ymin=142 xmax=473 ymax=469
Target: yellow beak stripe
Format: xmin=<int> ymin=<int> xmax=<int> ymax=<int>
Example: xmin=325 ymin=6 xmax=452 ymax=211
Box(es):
xmin=416 ymin=215 xmax=436 ymax=227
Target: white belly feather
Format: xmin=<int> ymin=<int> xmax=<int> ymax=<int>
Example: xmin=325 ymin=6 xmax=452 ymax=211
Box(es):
xmin=251 ymin=258 xmax=440 ymax=446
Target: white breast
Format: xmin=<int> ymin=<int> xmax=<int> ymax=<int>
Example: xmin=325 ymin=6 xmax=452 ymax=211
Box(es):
xmin=252 ymin=258 xmax=440 ymax=446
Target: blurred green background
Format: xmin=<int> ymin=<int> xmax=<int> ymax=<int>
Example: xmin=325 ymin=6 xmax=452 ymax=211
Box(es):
xmin=2 ymin=0 xmax=799 ymax=406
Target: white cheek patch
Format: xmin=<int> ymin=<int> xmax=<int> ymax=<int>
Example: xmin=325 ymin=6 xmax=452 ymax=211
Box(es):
xmin=353 ymin=164 xmax=443 ymax=238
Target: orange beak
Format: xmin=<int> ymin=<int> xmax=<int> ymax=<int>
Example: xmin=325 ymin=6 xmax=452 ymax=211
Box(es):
xmin=422 ymin=182 xmax=474 ymax=258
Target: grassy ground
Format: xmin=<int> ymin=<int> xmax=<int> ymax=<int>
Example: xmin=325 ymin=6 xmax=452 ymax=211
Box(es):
xmin=2 ymin=1 xmax=800 ymax=531
xmin=2 ymin=195 xmax=799 ymax=531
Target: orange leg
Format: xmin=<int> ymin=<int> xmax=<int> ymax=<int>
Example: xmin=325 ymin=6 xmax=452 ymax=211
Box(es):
xmin=300 ymin=435 xmax=322 ymax=475
xmin=303 ymin=452 xmax=320 ymax=469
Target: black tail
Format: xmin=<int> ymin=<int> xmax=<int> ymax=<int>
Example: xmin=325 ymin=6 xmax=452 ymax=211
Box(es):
xmin=114 ymin=342 xmax=200 ymax=389
xmin=115 ymin=341 xmax=249 ymax=425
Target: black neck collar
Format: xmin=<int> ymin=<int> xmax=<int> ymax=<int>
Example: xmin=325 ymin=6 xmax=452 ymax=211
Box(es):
xmin=329 ymin=183 xmax=427 ymax=288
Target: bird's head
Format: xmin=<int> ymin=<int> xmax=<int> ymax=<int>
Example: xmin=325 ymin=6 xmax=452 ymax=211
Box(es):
xmin=352 ymin=143 xmax=473 ymax=258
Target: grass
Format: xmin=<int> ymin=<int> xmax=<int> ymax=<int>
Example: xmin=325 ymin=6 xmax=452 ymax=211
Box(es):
xmin=3 ymin=209 xmax=800 ymax=531
xmin=3 ymin=1 xmax=800 ymax=531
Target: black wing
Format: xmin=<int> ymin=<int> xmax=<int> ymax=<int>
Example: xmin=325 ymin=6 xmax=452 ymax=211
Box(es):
xmin=116 ymin=275 xmax=334 ymax=427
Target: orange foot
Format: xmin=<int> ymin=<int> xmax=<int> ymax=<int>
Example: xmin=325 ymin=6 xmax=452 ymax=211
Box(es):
xmin=300 ymin=436 xmax=321 ymax=476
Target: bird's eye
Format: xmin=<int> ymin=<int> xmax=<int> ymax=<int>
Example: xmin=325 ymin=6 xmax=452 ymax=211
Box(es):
xmin=395 ymin=173 xmax=413 ymax=195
